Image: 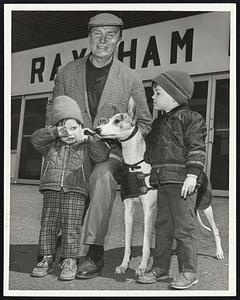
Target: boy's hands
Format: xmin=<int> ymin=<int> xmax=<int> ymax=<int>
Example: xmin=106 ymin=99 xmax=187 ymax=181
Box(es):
xmin=181 ymin=175 xmax=197 ymax=199
xmin=75 ymin=128 xmax=89 ymax=143
xmin=57 ymin=126 xmax=68 ymax=137
xmin=57 ymin=126 xmax=98 ymax=144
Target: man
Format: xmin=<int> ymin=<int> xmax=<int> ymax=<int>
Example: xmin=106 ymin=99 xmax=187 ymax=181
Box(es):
xmin=46 ymin=13 xmax=152 ymax=279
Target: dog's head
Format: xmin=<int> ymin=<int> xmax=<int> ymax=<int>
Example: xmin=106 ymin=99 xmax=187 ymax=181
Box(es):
xmin=95 ymin=97 xmax=137 ymax=140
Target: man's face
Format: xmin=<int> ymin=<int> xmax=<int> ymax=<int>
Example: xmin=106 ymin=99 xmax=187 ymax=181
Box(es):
xmin=89 ymin=26 xmax=121 ymax=60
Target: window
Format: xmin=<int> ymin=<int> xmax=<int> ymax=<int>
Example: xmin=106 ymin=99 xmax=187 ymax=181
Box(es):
xmin=11 ymin=97 xmax=22 ymax=150
xmin=18 ymin=97 xmax=48 ymax=180
xmin=210 ymin=78 xmax=229 ymax=190
xmin=144 ymin=86 xmax=154 ymax=115
xmin=190 ymin=80 xmax=208 ymax=120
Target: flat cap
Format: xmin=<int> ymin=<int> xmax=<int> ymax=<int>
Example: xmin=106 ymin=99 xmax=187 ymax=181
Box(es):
xmin=88 ymin=13 xmax=124 ymax=28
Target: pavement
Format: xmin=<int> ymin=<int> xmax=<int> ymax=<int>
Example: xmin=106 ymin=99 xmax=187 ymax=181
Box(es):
xmin=5 ymin=184 xmax=234 ymax=296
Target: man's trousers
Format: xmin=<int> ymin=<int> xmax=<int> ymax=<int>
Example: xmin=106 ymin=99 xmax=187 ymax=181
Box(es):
xmin=83 ymin=157 xmax=121 ymax=246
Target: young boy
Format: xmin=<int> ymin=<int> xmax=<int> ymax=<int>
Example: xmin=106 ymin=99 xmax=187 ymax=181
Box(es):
xmin=31 ymin=95 xmax=109 ymax=281
xmin=138 ymin=71 xmax=207 ymax=289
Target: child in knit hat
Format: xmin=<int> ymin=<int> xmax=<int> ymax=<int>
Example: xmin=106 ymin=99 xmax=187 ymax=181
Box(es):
xmin=138 ymin=70 xmax=207 ymax=289
xmin=30 ymin=95 xmax=110 ymax=281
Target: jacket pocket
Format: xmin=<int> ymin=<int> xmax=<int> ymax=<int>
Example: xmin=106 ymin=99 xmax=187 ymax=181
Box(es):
xmin=81 ymin=165 xmax=86 ymax=182
xmin=42 ymin=161 xmax=51 ymax=179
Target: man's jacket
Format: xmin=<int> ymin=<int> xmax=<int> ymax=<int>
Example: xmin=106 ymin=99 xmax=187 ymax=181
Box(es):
xmin=144 ymin=105 xmax=207 ymax=184
xmin=46 ymin=54 xmax=152 ymax=160
xmin=31 ymin=127 xmax=110 ymax=195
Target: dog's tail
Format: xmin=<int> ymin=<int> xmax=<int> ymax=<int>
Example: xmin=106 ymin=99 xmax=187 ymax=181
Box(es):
xmin=196 ymin=210 xmax=211 ymax=232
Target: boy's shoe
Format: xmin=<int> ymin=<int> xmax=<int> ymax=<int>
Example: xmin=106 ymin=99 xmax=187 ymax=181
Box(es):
xmin=31 ymin=255 xmax=54 ymax=277
xmin=170 ymin=272 xmax=199 ymax=289
xmin=137 ymin=267 xmax=169 ymax=284
xmin=59 ymin=258 xmax=77 ymax=281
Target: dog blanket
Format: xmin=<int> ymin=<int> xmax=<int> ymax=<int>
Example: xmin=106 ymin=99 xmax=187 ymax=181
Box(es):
xmin=120 ymin=163 xmax=149 ymax=201
xmin=195 ymin=181 xmax=212 ymax=210
xmin=120 ymin=163 xmax=212 ymax=209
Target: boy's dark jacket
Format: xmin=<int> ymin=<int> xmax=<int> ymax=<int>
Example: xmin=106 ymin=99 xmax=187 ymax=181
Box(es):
xmin=31 ymin=126 xmax=110 ymax=195
xmin=144 ymin=105 xmax=207 ymax=184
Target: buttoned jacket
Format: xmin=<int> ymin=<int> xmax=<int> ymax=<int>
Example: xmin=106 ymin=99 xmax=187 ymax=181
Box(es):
xmin=46 ymin=54 xmax=152 ymax=136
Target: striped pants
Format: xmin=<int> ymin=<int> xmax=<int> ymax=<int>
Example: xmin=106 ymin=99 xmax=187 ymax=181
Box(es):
xmin=39 ymin=190 xmax=87 ymax=260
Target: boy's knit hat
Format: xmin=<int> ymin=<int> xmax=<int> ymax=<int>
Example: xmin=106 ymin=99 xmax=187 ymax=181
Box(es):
xmin=152 ymin=70 xmax=194 ymax=105
xmin=51 ymin=95 xmax=83 ymax=125
xmin=88 ymin=13 xmax=124 ymax=29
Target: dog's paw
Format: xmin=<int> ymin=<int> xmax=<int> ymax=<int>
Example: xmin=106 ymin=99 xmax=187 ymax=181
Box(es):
xmin=135 ymin=266 xmax=147 ymax=276
xmin=216 ymin=250 xmax=224 ymax=260
xmin=115 ymin=265 xmax=128 ymax=274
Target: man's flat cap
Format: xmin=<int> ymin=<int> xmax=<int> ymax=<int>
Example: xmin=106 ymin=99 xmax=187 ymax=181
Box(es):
xmin=88 ymin=13 xmax=124 ymax=28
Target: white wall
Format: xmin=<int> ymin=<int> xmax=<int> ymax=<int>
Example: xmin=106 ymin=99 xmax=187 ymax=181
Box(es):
xmin=11 ymin=12 xmax=230 ymax=96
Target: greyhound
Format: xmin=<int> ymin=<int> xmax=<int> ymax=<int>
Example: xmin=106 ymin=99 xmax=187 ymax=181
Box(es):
xmin=94 ymin=97 xmax=224 ymax=275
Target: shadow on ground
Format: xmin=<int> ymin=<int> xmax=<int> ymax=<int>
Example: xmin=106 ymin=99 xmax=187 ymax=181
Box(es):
xmin=9 ymin=244 xmax=145 ymax=281
xmin=9 ymin=243 xmax=221 ymax=284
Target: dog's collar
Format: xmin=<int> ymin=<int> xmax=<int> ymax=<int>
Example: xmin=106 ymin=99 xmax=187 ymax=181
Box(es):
xmin=120 ymin=126 xmax=138 ymax=142
xmin=124 ymin=159 xmax=145 ymax=170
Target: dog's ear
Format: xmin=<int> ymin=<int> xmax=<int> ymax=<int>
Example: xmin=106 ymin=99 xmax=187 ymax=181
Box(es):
xmin=127 ymin=97 xmax=136 ymax=118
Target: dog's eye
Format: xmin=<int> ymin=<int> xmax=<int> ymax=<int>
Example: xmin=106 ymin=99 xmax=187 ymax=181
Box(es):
xmin=114 ymin=114 xmax=124 ymax=124
xmin=99 ymin=118 xmax=108 ymax=125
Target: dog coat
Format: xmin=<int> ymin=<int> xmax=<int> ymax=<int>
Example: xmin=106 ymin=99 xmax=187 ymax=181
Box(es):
xmin=195 ymin=181 xmax=212 ymax=210
xmin=120 ymin=162 xmax=150 ymax=201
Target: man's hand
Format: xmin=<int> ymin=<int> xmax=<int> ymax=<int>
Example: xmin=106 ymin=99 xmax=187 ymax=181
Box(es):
xmin=181 ymin=174 xmax=197 ymax=199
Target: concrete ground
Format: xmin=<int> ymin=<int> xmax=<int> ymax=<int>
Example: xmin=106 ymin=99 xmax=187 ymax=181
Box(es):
xmin=5 ymin=184 xmax=234 ymax=296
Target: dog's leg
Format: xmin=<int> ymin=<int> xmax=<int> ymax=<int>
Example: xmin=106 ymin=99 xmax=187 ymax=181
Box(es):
xmin=196 ymin=210 xmax=211 ymax=231
xmin=115 ymin=198 xmax=136 ymax=274
xmin=202 ymin=205 xmax=224 ymax=259
xmin=136 ymin=190 xmax=157 ymax=275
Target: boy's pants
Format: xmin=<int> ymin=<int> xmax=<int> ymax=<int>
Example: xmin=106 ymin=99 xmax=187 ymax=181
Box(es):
xmin=39 ymin=190 xmax=86 ymax=260
xmin=153 ymin=183 xmax=198 ymax=273
xmin=83 ymin=157 xmax=121 ymax=246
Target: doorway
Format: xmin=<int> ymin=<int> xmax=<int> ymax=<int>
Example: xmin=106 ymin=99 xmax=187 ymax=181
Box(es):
xmin=208 ymin=75 xmax=229 ymax=196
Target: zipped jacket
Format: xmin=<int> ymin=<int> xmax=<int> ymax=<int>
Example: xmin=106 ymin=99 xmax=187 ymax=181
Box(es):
xmin=31 ymin=126 xmax=110 ymax=195
xmin=144 ymin=105 xmax=207 ymax=184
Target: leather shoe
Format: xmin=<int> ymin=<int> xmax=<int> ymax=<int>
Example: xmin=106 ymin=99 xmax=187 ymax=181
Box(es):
xmin=76 ymin=257 xmax=104 ymax=279
xmin=137 ymin=267 xmax=168 ymax=284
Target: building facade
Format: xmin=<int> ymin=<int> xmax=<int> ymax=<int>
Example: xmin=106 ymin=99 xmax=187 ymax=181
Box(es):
xmin=11 ymin=12 xmax=230 ymax=196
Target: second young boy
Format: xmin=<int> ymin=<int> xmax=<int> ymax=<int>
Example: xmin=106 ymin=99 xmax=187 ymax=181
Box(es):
xmin=138 ymin=71 xmax=207 ymax=289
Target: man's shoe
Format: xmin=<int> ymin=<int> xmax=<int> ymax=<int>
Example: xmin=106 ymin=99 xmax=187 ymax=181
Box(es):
xmin=76 ymin=257 xmax=104 ymax=279
xmin=137 ymin=267 xmax=168 ymax=284
xmin=170 ymin=272 xmax=199 ymax=289
xmin=31 ymin=255 xmax=54 ymax=277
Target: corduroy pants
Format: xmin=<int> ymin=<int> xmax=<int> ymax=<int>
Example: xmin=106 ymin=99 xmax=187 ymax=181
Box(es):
xmin=39 ymin=190 xmax=87 ymax=260
xmin=153 ymin=183 xmax=198 ymax=273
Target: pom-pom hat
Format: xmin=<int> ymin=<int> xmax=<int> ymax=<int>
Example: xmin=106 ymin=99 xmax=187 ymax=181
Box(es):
xmin=51 ymin=95 xmax=83 ymax=126
xmin=88 ymin=13 xmax=124 ymax=29
xmin=152 ymin=70 xmax=194 ymax=105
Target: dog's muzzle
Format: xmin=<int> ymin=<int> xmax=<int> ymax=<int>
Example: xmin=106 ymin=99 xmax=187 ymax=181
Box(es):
xmin=94 ymin=127 xmax=101 ymax=134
